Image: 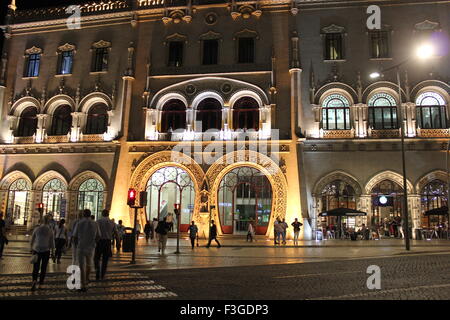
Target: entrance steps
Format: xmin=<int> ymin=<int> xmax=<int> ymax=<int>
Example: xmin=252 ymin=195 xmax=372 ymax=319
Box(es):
xmin=6 ymin=225 xmax=29 ymax=236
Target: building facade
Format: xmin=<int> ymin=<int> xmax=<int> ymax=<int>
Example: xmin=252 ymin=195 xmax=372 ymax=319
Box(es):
xmin=0 ymin=0 xmax=448 ymax=239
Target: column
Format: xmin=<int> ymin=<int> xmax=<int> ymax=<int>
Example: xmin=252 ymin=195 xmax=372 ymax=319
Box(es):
xmin=353 ymin=104 xmax=368 ymax=138
xmin=70 ymin=112 xmax=83 ymax=142
xmin=405 ymin=102 xmax=416 ymax=137
xmin=409 ymin=194 xmax=421 ymax=239
xmin=6 ymin=115 xmax=17 ymax=143
xmin=35 ymin=114 xmax=48 ymax=143
xmin=360 ymin=194 xmax=372 ymax=227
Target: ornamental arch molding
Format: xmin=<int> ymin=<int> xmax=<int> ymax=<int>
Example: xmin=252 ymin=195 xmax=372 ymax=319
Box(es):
xmin=78 ymin=92 xmax=113 ymax=113
xmin=365 ymin=170 xmax=414 ymax=194
xmin=416 ymin=170 xmax=447 ymax=193
xmin=11 ymin=97 xmax=41 ymax=116
xmin=313 ymin=170 xmax=363 ymax=196
xmin=363 ymin=82 xmax=405 ymax=104
xmin=412 ymin=83 xmax=450 ymax=105
xmin=69 ymin=171 xmax=107 ymax=192
xmin=33 ymin=170 xmax=68 ymax=191
xmin=314 ymin=82 xmax=358 ymax=105
xmin=44 ymin=94 xmax=76 ymax=115
xmin=129 ymin=151 xmax=205 ymax=220
xmin=0 ymin=171 xmax=33 ymax=190
xmin=206 ymin=150 xmax=288 ymax=236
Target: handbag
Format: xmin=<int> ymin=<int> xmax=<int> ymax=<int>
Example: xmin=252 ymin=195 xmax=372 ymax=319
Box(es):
xmin=30 ymin=253 xmax=38 ymax=264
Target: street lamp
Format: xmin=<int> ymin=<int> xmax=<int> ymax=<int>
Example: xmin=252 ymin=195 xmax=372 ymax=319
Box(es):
xmin=369 ymin=43 xmax=436 ymax=251
xmin=174 ymin=204 xmax=181 ymax=254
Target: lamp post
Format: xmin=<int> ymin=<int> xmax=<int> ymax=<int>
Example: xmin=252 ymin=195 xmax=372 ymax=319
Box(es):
xmin=369 ymin=43 xmax=435 ymax=251
xmin=446 ymin=141 xmax=450 ymax=239
xmin=174 ymin=204 xmax=181 ymax=254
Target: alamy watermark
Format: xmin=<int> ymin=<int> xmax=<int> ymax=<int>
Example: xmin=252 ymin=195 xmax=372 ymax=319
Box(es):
xmin=66 ymin=5 xmax=81 ymax=30
xmin=66 ymin=265 xmax=81 ymax=290
xmin=366 ymin=265 xmax=381 ymax=290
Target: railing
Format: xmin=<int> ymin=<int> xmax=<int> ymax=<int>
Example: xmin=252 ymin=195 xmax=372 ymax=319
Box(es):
xmin=14 ymin=136 xmax=35 ymax=144
xmin=369 ymin=129 xmax=401 ymax=139
xmin=417 ymin=128 xmax=450 ymax=138
xmin=321 ymin=130 xmax=354 ymax=139
xmin=80 ymin=134 xmax=105 ymax=142
xmin=45 ymin=135 xmax=70 ymax=143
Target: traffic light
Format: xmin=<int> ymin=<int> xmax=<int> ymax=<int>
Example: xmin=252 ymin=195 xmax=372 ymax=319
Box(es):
xmin=37 ymin=202 xmax=44 ymax=213
xmin=127 ymin=188 xmax=136 ymax=207
xmin=139 ymin=191 xmax=147 ymax=207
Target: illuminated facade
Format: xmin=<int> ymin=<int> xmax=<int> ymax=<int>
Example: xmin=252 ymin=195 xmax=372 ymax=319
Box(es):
xmin=0 ymin=0 xmax=448 ymax=240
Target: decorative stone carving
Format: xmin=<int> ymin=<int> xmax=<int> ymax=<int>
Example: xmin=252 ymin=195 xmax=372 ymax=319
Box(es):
xmin=57 ymin=43 xmax=76 ymax=52
xmin=25 ymin=46 xmax=43 ymax=55
xmin=92 ymin=40 xmax=111 ymax=49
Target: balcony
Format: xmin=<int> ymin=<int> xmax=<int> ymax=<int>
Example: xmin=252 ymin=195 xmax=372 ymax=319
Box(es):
xmin=369 ymin=129 xmax=401 ymax=139
xmin=321 ymin=129 xmax=355 ymax=139
xmin=417 ymin=128 xmax=450 ymax=138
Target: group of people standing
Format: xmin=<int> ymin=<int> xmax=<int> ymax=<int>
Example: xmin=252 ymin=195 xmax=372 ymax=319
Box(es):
xmin=273 ymin=218 xmax=303 ymax=245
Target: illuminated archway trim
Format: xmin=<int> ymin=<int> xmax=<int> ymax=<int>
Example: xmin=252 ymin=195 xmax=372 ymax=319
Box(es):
xmin=69 ymin=171 xmax=107 ymax=192
xmin=79 ymin=92 xmax=113 ymax=113
xmin=414 ymin=86 xmax=449 ymax=106
xmin=415 ymin=170 xmax=447 ymax=193
xmin=155 ymin=93 xmax=188 ymax=111
xmin=44 ymin=94 xmax=76 ymax=115
xmin=318 ymin=88 xmax=354 ymax=107
xmin=313 ymin=170 xmax=362 ymax=196
xmin=365 ymin=170 xmax=414 ymax=194
xmin=33 ymin=170 xmax=68 ymax=191
xmin=207 ymin=150 xmax=287 ymax=237
xmin=0 ymin=171 xmax=33 ymax=191
xmin=191 ymin=91 xmax=224 ymax=110
xmin=366 ymin=88 xmax=400 ymax=106
xmin=229 ymin=90 xmax=263 ymax=109
xmin=11 ymin=97 xmax=41 ymax=116
xmin=129 ymin=151 xmax=205 ymax=221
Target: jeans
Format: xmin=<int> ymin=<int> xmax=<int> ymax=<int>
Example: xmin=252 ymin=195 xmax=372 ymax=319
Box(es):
xmin=158 ymin=234 xmax=168 ymax=253
xmin=0 ymin=238 xmax=5 ymax=258
xmin=275 ymin=232 xmax=281 ymax=244
xmin=94 ymin=239 xmax=112 ymax=279
xmin=282 ymin=231 xmax=287 ymax=243
xmin=190 ymin=237 xmax=196 ymax=249
xmin=77 ymin=249 xmax=94 ymax=289
xmin=55 ymin=238 xmax=66 ymax=261
xmin=32 ymin=251 xmax=50 ymax=283
xmin=206 ymin=236 xmax=221 ymax=247
xmin=247 ymin=232 xmax=253 ymax=242
xmin=293 ymin=230 xmax=300 ymax=245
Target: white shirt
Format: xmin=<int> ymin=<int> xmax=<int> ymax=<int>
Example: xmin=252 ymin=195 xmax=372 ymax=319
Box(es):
xmin=73 ymin=217 xmax=99 ymax=252
xmin=55 ymin=225 xmax=67 ymax=239
xmin=97 ymin=217 xmax=116 ymax=240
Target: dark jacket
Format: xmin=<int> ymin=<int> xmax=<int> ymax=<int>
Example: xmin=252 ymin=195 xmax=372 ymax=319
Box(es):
xmin=209 ymin=224 xmax=217 ymax=238
xmin=155 ymin=221 xmax=170 ymax=235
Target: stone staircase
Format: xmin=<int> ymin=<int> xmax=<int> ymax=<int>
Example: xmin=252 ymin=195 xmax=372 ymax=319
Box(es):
xmin=6 ymin=225 xmax=30 ymax=236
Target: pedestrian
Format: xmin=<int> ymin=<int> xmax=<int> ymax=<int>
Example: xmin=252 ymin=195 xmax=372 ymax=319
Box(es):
xmin=116 ymin=220 xmax=125 ymax=252
xmin=291 ymin=218 xmax=303 ymax=245
xmin=274 ymin=218 xmax=283 ymax=245
xmin=188 ymin=221 xmax=198 ymax=249
xmin=206 ymin=220 xmax=221 ymax=248
xmin=110 ymin=218 xmax=116 ymax=249
xmin=155 ymin=217 xmax=170 ymax=255
xmin=54 ymin=219 xmax=68 ymax=264
xmin=0 ymin=212 xmax=7 ymax=259
xmin=152 ymin=218 xmax=158 ymax=241
xmin=30 ymin=214 xmax=55 ymax=291
xmin=397 ymin=217 xmax=404 ymax=239
xmin=94 ymin=209 xmax=116 ymax=281
xmin=144 ymin=221 xmax=152 ymax=243
xmin=69 ymin=211 xmax=83 ymax=265
xmin=136 ymin=220 xmax=141 ymax=241
xmin=90 ymin=215 xmax=95 ymax=221
xmin=72 ymin=209 xmax=99 ymax=292
xmin=247 ymin=221 xmax=254 ymax=242
xmin=280 ymin=219 xmax=288 ymax=244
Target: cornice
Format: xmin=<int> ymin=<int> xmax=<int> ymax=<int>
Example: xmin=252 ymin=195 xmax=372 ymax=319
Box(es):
xmin=0 ymin=142 xmax=119 ymax=155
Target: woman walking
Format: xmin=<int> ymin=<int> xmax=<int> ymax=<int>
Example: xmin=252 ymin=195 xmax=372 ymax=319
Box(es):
xmin=30 ymin=215 xmax=55 ymax=291
xmin=155 ymin=217 xmax=170 ymax=255
xmin=54 ymin=219 xmax=67 ymax=264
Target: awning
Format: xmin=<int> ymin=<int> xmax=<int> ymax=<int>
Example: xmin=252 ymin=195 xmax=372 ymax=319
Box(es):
xmin=424 ymin=206 xmax=449 ymax=216
xmin=319 ymin=207 xmax=367 ymax=217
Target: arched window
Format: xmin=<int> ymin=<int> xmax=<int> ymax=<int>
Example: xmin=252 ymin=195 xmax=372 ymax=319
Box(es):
xmin=196 ymin=98 xmax=222 ymax=132
xmin=368 ymin=93 xmax=398 ymax=130
xmin=371 ymin=179 xmax=403 ymax=227
xmin=51 ymin=105 xmax=72 ymax=135
xmin=6 ymin=178 xmax=31 ymax=225
xmin=218 ymin=167 xmax=272 ymax=235
xmin=42 ymin=178 xmax=67 ymax=221
xmin=420 ymin=180 xmax=447 ymax=229
xmin=160 ymin=99 xmax=186 ymax=133
xmin=232 ymin=97 xmax=260 ymax=130
xmin=78 ymin=179 xmax=105 ymax=220
xmin=146 ymin=167 xmax=195 ymax=232
xmin=321 ymin=94 xmax=351 ymax=130
xmin=416 ymin=91 xmax=447 ymax=129
xmin=17 ymin=107 xmax=38 ymax=137
xmin=85 ymin=104 xmax=108 ymax=134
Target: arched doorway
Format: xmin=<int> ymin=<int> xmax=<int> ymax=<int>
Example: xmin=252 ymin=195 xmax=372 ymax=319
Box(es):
xmin=420 ymin=179 xmax=448 ymax=229
xmin=42 ymin=178 xmax=67 ymax=221
xmin=6 ymin=179 xmax=31 ymax=225
xmin=77 ymin=178 xmax=105 ymax=220
xmin=145 ymin=166 xmax=195 ymax=232
xmin=371 ymin=179 xmax=403 ymax=236
xmin=218 ymin=166 xmax=272 ymax=235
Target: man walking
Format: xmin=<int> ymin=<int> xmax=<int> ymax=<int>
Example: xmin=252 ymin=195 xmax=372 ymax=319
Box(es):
xmin=291 ymin=218 xmax=303 ymax=246
xmin=155 ymin=217 xmax=170 ymax=255
xmin=0 ymin=213 xmax=6 ymax=259
xmin=116 ymin=220 xmax=125 ymax=252
xmin=274 ymin=218 xmax=283 ymax=245
xmin=188 ymin=221 xmax=198 ymax=249
xmin=94 ymin=209 xmax=116 ymax=281
xmin=206 ymin=220 xmax=221 ymax=248
xmin=72 ymin=209 xmax=99 ymax=292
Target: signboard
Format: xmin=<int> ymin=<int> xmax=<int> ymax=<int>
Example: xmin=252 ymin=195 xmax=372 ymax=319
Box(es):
xmin=60 ymin=199 xmax=67 ymax=218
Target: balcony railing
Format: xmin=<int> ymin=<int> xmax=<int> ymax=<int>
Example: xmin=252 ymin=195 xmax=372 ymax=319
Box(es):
xmin=417 ymin=128 xmax=450 ymax=138
xmin=321 ymin=129 xmax=355 ymax=139
xmin=369 ymin=129 xmax=401 ymax=139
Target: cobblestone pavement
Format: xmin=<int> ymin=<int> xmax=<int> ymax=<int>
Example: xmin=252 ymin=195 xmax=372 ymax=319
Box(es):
xmin=0 ymin=272 xmax=177 ymax=300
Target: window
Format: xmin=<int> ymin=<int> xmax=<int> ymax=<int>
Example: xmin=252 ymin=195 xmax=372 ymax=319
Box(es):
xmin=168 ymin=41 xmax=183 ymax=67
xmin=17 ymin=107 xmax=38 ymax=137
xmin=24 ymin=54 xmax=40 ymax=77
xmin=6 ymin=178 xmax=31 ymax=226
xmin=238 ymin=37 xmax=255 ymax=63
xmin=371 ymin=180 xmax=404 ymax=226
xmin=420 ymin=180 xmax=447 ymax=229
xmin=160 ymin=99 xmax=186 ymax=133
xmin=78 ymin=179 xmax=105 ymax=220
xmin=321 ymin=94 xmax=351 ymax=130
xmin=324 ymin=33 xmax=344 ymax=60
xmin=416 ymin=91 xmax=447 ymax=129
xmin=51 ymin=105 xmax=72 ymax=136
xmin=42 ymin=178 xmax=66 ymax=221
xmin=85 ymin=104 xmax=108 ymax=134
xmin=91 ymin=47 xmax=109 ymax=72
xmin=369 ymin=31 xmax=390 ymax=59
xmin=58 ymin=50 xmax=74 ymax=75
xmin=232 ymin=97 xmax=260 ymax=130
xmin=368 ymin=93 xmax=398 ymax=129
xmin=196 ymin=98 xmax=222 ymax=132
xmin=202 ymin=39 xmax=219 ymax=65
